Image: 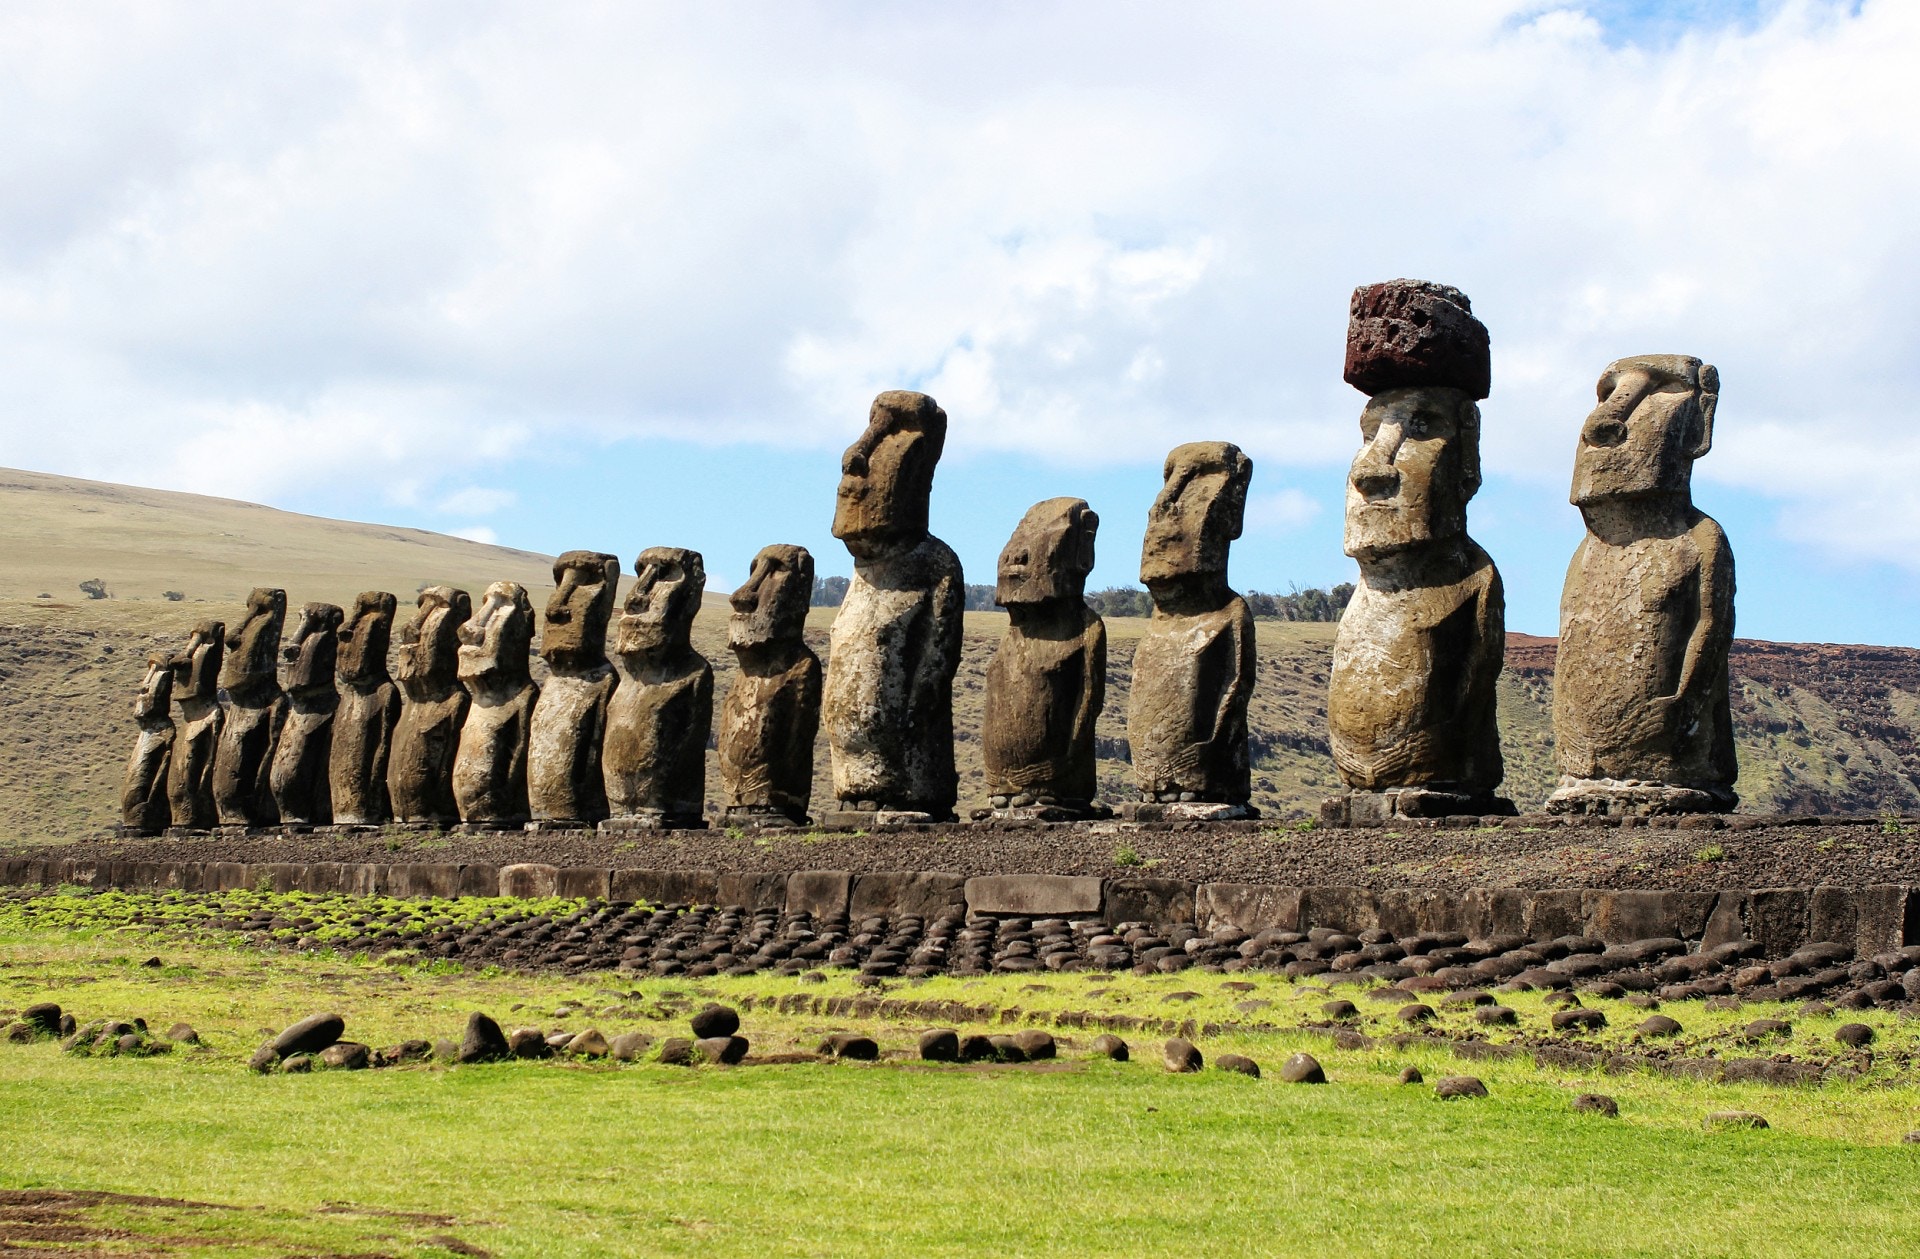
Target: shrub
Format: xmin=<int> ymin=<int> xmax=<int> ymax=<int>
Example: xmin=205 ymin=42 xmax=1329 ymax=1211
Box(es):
xmin=78 ymin=578 xmax=109 ymax=600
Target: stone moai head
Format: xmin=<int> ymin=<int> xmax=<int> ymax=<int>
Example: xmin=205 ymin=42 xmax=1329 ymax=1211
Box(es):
xmin=1140 ymin=443 xmax=1252 ymax=594
xmin=395 ymin=586 xmax=470 ymax=690
xmin=728 ymin=544 xmax=813 ymax=652
xmin=1572 ymin=355 xmax=1718 ymax=508
xmin=171 ymin=621 xmax=224 ymax=705
xmin=542 ymin=550 xmax=621 ymax=670
xmin=282 ymin=602 xmax=343 ymax=696
xmin=337 ymin=591 xmax=397 ymax=687
xmin=1342 ymin=280 xmax=1489 ymax=563
xmin=458 ymin=581 xmax=535 ymax=686
xmin=832 ymin=390 xmax=947 ymax=560
xmin=135 ymin=652 xmax=174 ymax=723
xmin=999 ymin=498 xmax=1099 ymax=606
xmin=219 ymin=587 xmax=287 ymax=695
xmin=619 ymin=547 xmax=706 ymax=659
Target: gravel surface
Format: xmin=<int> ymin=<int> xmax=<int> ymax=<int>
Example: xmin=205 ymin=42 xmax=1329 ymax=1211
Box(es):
xmin=19 ymin=816 xmax=1920 ymax=892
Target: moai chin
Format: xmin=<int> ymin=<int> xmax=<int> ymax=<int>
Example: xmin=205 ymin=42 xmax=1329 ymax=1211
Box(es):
xmin=984 ymin=498 xmax=1107 ymax=819
xmin=388 ymin=586 xmax=471 ymax=825
xmin=166 ymin=621 xmax=223 ymax=829
xmin=1548 ymin=355 xmax=1736 ymax=816
xmin=330 ymin=591 xmax=401 ymax=826
xmin=212 ymin=587 xmax=288 ymax=827
xmin=1127 ymin=444 xmax=1257 ymax=820
xmin=718 ymin=544 xmax=822 ymax=827
xmin=603 ymin=547 xmax=713 ymax=830
xmin=269 ymin=602 xmax=342 ymax=826
xmin=1325 ymin=280 xmax=1509 ymax=825
xmin=822 ymin=390 xmax=963 ymax=824
xmin=453 ymin=581 xmax=539 ymax=826
xmin=528 ymin=551 xmax=621 ymax=828
xmin=120 ymin=652 xmax=175 ymax=835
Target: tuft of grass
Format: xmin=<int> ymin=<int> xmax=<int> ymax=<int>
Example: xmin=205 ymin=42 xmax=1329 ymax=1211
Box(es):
xmin=1111 ymin=842 xmax=1142 ymax=867
xmin=1694 ymin=843 xmax=1727 ymax=863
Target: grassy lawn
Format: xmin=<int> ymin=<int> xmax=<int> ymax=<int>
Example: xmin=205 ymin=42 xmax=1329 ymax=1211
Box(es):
xmin=4 ymin=891 xmax=1919 ymax=1258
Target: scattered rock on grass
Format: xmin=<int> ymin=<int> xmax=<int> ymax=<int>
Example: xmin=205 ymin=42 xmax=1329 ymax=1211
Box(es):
xmin=1435 ymin=1075 xmax=1487 ymax=1099
xmin=1637 ymin=1015 xmax=1683 ymax=1038
xmin=1216 ymin=1053 xmax=1260 ymax=1078
xmin=690 ymin=1005 xmax=740 ymax=1039
xmin=657 ymin=1037 xmax=697 ymax=1066
xmin=1742 ymin=1018 xmax=1790 ymax=1041
xmin=567 ymin=1029 xmax=611 ymax=1058
xmin=820 ymin=1033 xmax=879 ymax=1061
xmin=1398 ymin=1066 xmax=1423 ymax=1085
xmin=987 ymin=1035 xmax=1028 ymax=1063
xmin=696 ymin=1035 xmax=748 ymax=1065
xmin=319 ymin=1042 xmax=370 ymax=1070
xmin=458 ymin=1012 xmax=510 ymax=1064
xmin=1396 ymin=1003 xmax=1435 ymax=1024
xmin=1704 ymin=1111 xmax=1769 ymax=1131
xmin=1903 ymin=1132 xmax=1920 ymax=1145
xmin=248 ymin=1045 xmax=279 ymax=1073
xmin=1552 ymin=1008 xmax=1607 ymax=1033
xmin=959 ymin=1034 xmax=998 ymax=1062
xmin=507 ymin=1028 xmax=551 ymax=1059
xmin=918 ymin=1029 xmax=960 ymax=1062
xmin=1835 ymin=1023 xmax=1875 ymax=1049
xmin=1572 ymin=1093 xmax=1619 ymax=1117
xmin=22 ymin=1003 xmax=61 ymax=1035
xmin=270 ymin=1013 xmax=345 ymax=1058
xmin=610 ymin=1032 xmax=654 ymax=1062
xmin=1321 ymin=1000 xmax=1358 ymax=1020
xmin=1163 ymin=1038 xmax=1203 ymax=1073
xmin=1012 ymin=1030 xmax=1055 ymax=1060
xmin=1090 ymin=1034 xmax=1129 ymax=1061
xmin=282 ymin=1054 xmax=313 ymax=1074
xmin=165 ymin=1023 xmax=199 ymax=1044
xmin=1278 ymin=1052 xmax=1325 ymax=1084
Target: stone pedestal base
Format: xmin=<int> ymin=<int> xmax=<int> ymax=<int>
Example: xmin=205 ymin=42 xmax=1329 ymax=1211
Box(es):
xmin=719 ymin=808 xmax=811 ymax=830
xmin=975 ymin=803 xmax=1111 ymax=824
xmin=1545 ymin=778 xmax=1736 ymax=817
xmin=452 ymin=821 xmax=528 ymax=834
xmin=1120 ymin=800 xmax=1257 ymax=823
xmin=599 ymin=813 xmax=708 ymax=833
xmin=388 ymin=820 xmax=456 ymax=832
xmin=114 ymin=825 xmax=163 ymax=839
xmin=818 ymin=809 xmax=955 ymax=829
xmin=524 ymin=819 xmax=596 ymax=834
xmin=1321 ymin=789 xmax=1515 ymax=827
xmin=322 ymin=823 xmax=385 ymax=834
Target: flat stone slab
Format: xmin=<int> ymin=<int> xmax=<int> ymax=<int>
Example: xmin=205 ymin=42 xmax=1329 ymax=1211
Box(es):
xmin=964 ymin=874 xmax=1103 ymax=916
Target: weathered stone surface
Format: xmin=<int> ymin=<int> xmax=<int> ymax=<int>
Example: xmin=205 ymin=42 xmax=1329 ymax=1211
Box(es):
xmin=1279 ymin=1052 xmax=1326 ymax=1084
xmin=918 ymin=1028 xmax=960 ymax=1061
xmin=270 ymin=602 xmax=343 ymax=825
xmin=1835 ymin=1022 xmax=1875 ymax=1048
xmin=319 ymin=1041 xmax=370 ymax=1070
xmin=983 ymin=498 xmax=1105 ymax=814
xmin=454 ymin=581 xmax=539 ymax=825
xmin=1703 ymin=1110 xmax=1768 ymax=1131
xmin=1162 ymin=1037 xmax=1203 ymax=1073
xmin=656 ymin=1036 xmax=697 ymax=1066
xmin=554 ymin=867 xmax=609 ymax=900
xmin=498 ymin=863 xmax=560 ymax=899
xmin=850 ymin=872 xmax=966 ymax=921
xmin=604 ymin=548 xmax=712 ymax=826
xmin=121 ymin=652 xmax=175 ymax=833
xmin=270 ymin=1012 xmax=344 ymax=1058
xmin=696 ymin=1035 xmax=748 ymax=1064
xmin=1130 ymin=442 xmax=1256 ymax=809
xmin=825 ymin=391 xmax=963 ymax=819
xmin=21 ymin=1003 xmax=61 ymax=1036
xmin=1012 ymin=1029 xmax=1056 ymax=1060
xmin=567 ymin=1028 xmax=612 ymax=1057
xmin=1435 ymin=1075 xmax=1488 ymax=1099
xmin=1300 ymin=886 xmax=1378 ymax=933
xmin=389 ymin=863 xmax=459 ymax=899
xmin=787 ymin=870 xmax=853 ymax=919
xmin=610 ymin=1031 xmax=654 ymax=1061
xmin=1573 ymin=1093 xmax=1620 ymax=1116
xmin=690 ymin=1005 xmax=740 ymax=1040
xmin=1329 ymin=285 xmax=1504 ymax=815
xmin=1090 ymin=1033 xmax=1129 ymax=1061
xmin=611 ymin=868 xmax=721 ymax=908
xmin=1216 ymin=1052 xmax=1260 ymax=1078
xmin=821 ymin=1032 xmax=879 ymax=1060
xmin=965 ymin=874 xmax=1103 ymax=917
xmin=213 ymin=588 xmax=289 ymax=826
xmin=330 ymin=592 xmax=400 ymax=825
xmin=1551 ymin=356 xmax=1735 ymax=816
xmin=458 ymin=1011 xmax=509 ymax=1063
xmin=166 ymin=620 xmax=226 ymax=829
xmin=717 ymin=871 xmax=787 ymax=910
xmin=1106 ymin=878 xmax=1197 ymax=927
xmin=1586 ymin=890 xmax=1718 ymax=945
xmin=1197 ymin=883 xmax=1301 ymax=933
xmin=719 ymin=544 xmax=822 ymax=826
xmin=389 ymin=587 xmax=471 ymax=824
xmin=1749 ymin=888 xmax=1811 ymax=958
xmin=530 ymin=551 xmax=621 ymax=824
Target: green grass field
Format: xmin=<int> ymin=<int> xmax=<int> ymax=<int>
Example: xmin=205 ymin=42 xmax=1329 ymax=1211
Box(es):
xmin=4 ymin=891 xmax=1920 ymax=1258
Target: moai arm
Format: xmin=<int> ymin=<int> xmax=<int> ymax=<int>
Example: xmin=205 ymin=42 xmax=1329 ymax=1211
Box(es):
xmin=1214 ymin=601 xmax=1256 ymax=755
xmin=923 ymin=558 xmax=965 ymax=713
xmin=1076 ymin=617 xmax=1108 ymax=771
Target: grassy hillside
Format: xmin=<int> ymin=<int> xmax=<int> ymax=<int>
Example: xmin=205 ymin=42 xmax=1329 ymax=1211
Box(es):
xmin=3 ymin=467 xmax=1920 ymax=842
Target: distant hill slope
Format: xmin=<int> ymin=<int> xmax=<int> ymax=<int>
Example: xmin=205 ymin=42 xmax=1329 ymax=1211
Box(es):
xmin=4 ymin=468 xmax=1920 ymax=842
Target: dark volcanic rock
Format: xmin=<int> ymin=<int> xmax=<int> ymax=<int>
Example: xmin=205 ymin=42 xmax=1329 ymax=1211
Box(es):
xmin=918 ymin=1028 xmax=960 ymax=1061
xmin=1573 ymin=1093 xmax=1619 ymax=1117
xmin=690 ymin=1004 xmax=741 ymax=1040
xmin=1216 ymin=1053 xmax=1261 ymax=1078
xmin=1163 ymin=1038 xmax=1203 ymax=1073
xmin=696 ymin=1035 xmax=748 ymax=1064
xmin=270 ymin=1012 xmax=345 ymax=1058
xmin=458 ymin=1012 xmax=510 ymax=1064
xmin=1090 ymin=1033 xmax=1129 ymax=1061
xmin=1278 ymin=1052 xmax=1326 ymax=1084
xmin=1834 ymin=1022 xmax=1876 ymax=1048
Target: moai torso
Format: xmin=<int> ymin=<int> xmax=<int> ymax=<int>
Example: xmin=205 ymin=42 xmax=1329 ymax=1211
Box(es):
xmin=718 ymin=545 xmax=822 ymax=824
xmin=167 ymin=622 xmax=224 ymax=829
xmin=121 ymin=653 xmax=175 ymax=833
xmin=983 ymin=498 xmax=1106 ymax=810
xmin=270 ymin=602 xmax=342 ymax=825
xmin=389 ymin=587 xmax=470 ymax=824
xmin=605 ymin=547 xmax=713 ymax=821
xmin=1551 ymin=356 xmax=1736 ymax=810
xmin=212 ymin=588 xmax=288 ymax=825
xmin=454 ymin=582 xmax=539 ymax=825
xmin=528 ymin=552 xmax=621 ymax=824
xmin=330 ymin=592 xmax=400 ymax=825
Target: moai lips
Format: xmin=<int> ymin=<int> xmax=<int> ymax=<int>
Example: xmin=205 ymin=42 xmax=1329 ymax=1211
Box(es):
xmin=603 ymin=547 xmax=712 ymax=828
xmin=270 ymin=602 xmax=343 ymax=825
xmin=1128 ymin=443 xmax=1256 ymax=818
xmin=984 ymin=498 xmax=1107 ymax=817
xmin=529 ymin=551 xmax=621 ymax=826
xmin=453 ymin=581 xmax=539 ymax=826
xmin=389 ymin=586 xmax=471 ymax=824
xmin=330 ymin=592 xmax=400 ymax=825
xmin=1326 ymin=280 xmax=1508 ymax=823
xmin=1550 ymin=355 xmax=1736 ymax=815
xmin=212 ymin=588 xmax=288 ymax=826
xmin=824 ymin=391 xmax=964 ymax=822
xmin=718 ymin=545 xmax=821 ymax=826
xmin=120 ymin=652 xmax=175 ymax=834
xmin=166 ymin=621 xmax=223 ymax=829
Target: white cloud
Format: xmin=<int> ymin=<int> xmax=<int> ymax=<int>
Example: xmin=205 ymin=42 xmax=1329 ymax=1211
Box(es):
xmin=450 ymin=524 xmax=498 ymax=545
xmin=0 ymin=2 xmax=1915 ymax=563
xmin=436 ymin=485 xmax=517 ymax=517
xmin=1245 ymin=489 xmax=1322 ymax=534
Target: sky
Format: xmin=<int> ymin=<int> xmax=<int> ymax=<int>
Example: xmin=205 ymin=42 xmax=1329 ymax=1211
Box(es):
xmin=2 ymin=0 xmax=1917 ymax=642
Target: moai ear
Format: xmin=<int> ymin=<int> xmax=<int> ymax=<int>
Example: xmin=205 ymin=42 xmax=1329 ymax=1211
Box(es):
xmin=1459 ymin=400 xmax=1483 ymax=499
xmin=1076 ymin=507 xmax=1100 ymax=575
xmin=1691 ymin=364 xmax=1718 ymax=461
xmin=1223 ymin=450 xmax=1253 ymax=542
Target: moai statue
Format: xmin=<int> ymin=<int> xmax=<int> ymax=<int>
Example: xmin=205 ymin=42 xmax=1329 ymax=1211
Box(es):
xmin=120 ymin=653 xmax=175 ymax=834
xmin=388 ymin=586 xmax=471 ymax=825
xmin=718 ymin=544 xmax=822 ymax=827
xmin=1325 ymin=280 xmax=1508 ymax=824
xmin=212 ymin=587 xmax=288 ymax=826
xmin=604 ymin=548 xmax=713 ymax=829
xmin=166 ymin=621 xmax=223 ymax=829
xmin=330 ymin=592 xmax=401 ymax=826
xmin=984 ymin=498 xmax=1107 ymax=819
xmin=453 ymin=581 xmax=539 ymax=826
xmin=528 ymin=551 xmax=621 ymax=828
xmin=1548 ymin=356 xmax=1736 ymax=815
xmin=269 ymin=602 xmax=343 ymax=826
xmin=1128 ymin=444 xmax=1257 ymax=820
xmin=822 ymin=391 xmax=963 ymax=824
